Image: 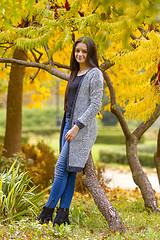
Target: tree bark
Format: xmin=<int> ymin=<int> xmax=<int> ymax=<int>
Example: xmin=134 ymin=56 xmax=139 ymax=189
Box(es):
xmin=154 ymin=127 xmax=160 ymax=185
xmin=0 ymin=58 xmax=69 ymax=81
xmin=126 ymin=136 xmax=159 ymax=212
xmin=83 ymin=152 xmax=125 ymax=233
xmin=3 ymin=49 xmax=27 ymax=157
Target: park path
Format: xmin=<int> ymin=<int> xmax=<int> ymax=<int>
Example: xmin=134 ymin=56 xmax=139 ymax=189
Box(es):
xmin=103 ymin=167 xmax=160 ymax=193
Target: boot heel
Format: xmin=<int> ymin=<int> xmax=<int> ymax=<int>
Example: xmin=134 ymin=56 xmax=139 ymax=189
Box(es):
xmin=53 ymin=207 xmax=70 ymax=226
xmin=37 ymin=206 xmax=54 ymax=224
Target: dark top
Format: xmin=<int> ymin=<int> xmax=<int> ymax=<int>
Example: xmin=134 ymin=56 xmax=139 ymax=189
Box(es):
xmin=66 ymin=74 xmax=85 ymax=129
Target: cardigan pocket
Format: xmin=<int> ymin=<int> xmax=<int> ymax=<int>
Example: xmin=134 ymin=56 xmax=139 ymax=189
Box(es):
xmin=73 ymin=125 xmax=89 ymax=141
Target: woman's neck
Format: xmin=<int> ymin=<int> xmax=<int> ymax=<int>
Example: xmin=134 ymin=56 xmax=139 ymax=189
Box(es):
xmin=77 ymin=63 xmax=91 ymax=76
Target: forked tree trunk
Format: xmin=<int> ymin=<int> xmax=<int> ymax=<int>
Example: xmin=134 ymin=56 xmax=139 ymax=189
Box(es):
xmin=102 ymin=71 xmax=160 ymax=212
xmin=3 ymin=49 xmax=27 ymax=157
xmin=154 ymin=127 xmax=160 ymax=185
xmin=83 ymin=152 xmax=125 ymax=233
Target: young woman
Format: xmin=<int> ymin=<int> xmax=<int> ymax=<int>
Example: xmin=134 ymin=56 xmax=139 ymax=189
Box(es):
xmin=37 ymin=36 xmax=103 ymax=226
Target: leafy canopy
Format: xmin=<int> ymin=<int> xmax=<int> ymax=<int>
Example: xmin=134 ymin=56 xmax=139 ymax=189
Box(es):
xmin=0 ymin=0 xmax=160 ymax=120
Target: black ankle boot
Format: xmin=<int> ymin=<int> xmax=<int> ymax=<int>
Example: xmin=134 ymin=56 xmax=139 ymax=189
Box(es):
xmin=37 ymin=206 xmax=54 ymax=224
xmin=53 ymin=207 xmax=70 ymax=226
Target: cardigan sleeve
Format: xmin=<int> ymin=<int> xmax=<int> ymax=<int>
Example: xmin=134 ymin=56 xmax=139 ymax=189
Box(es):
xmin=76 ymin=69 xmax=103 ymax=126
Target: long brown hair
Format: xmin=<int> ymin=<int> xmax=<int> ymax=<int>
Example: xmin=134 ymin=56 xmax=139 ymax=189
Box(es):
xmin=64 ymin=36 xmax=99 ymax=110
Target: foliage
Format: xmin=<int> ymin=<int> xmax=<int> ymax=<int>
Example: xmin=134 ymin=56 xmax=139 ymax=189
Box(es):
xmin=96 ymin=132 xmax=126 ymax=145
xmin=0 ymin=189 xmax=160 ymax=239
xmin=21 ymin=106 xmax=63 ymax=129
xmin=106 ymin=30 xmax=160 ymax=122
xmin=0 ymin=159 xmax=50 ymax=222
xmin=100 ymin=149 xmax=155 ymax=168
xmin=96 ymin=127 xmax=144 ymax=144
xmin=21 ymin=141 xmax=107 ymax=193
xmin=0 ymin=0 xmax=160 ymax=122
xmin=0 ymin=106 xmax=62 ymax=135
xmin=0 ymin=152 xmax=27 ymax=172
xmin=21 ymin=141 xmax=57 ymax=191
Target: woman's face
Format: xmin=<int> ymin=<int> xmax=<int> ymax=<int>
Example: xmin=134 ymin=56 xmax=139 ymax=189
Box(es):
xmin=75 ymin=43 xmax=88 ymax=65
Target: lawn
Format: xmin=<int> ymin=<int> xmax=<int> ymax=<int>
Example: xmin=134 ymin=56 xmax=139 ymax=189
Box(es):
xmin=1 ymin=189 xmax=160 ymax=239
xmin=0 ymin=107 xmax=160 ymax=239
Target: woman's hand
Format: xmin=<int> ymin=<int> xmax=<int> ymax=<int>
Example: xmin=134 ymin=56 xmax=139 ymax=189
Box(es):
xmin=65 ymin=125 xmax=79 ymax=142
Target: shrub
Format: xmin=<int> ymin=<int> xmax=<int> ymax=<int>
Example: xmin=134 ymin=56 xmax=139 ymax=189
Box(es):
xmin=21 ymin=141 xmax=58 ymax=191
xmin=0 ymin=159 xmax=50 ymax=222
xmin=96 ymin=128 xmax=144 ymax=144
xmin=95 ymin=133 xmax=126 ymax=144
xmin=22 ymin=126 xmax=61 ymax=136
xmin=0 ymin=141 xmax=108 ymax=195
xmin=22 ymin=142 xmax=108 ymax=194
xmin=0 ymin=145 xmax=27 ymax=172
xmin=101 ymin=95 xmax=119 ymax=126
xmin=99 ymin=150 xmax=155 ymax=168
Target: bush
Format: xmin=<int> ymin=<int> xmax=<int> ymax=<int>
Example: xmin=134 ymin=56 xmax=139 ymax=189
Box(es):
xmin=22 ymin=142 xmax=108 ymax=194
xmin=0 ymin=153 xmax=27 ymax=173
xmin=101 ymin=95 xmax=119 ymax=126
xmin=22 ymin=126 xmax=61 ymax=136
xmin=21 ymin=107 xmax=63 ymax=128
xmin=0 ymin=159 xmax=50 ymax=222
xmin=99 ymin=150 xmax=155 ymax=168
xmin=95 ymin=133 xmax=126 ymax=144
xmin=21 ymin=141 xmax=58 ymax=191
xmin=96 ymin=127 xmax=144 ymax=144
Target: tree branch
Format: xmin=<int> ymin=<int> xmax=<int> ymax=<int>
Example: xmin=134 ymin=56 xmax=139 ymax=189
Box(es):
xmin=30 ymin=68 xmax=40 ymax=82
xmin=99 ymin=60 xmax=114 ymax=71
xmin=138 ymin=26 xmax=149 ymax=40
xmin=133 ymin=105 xmax=160 ymax=140
xmin=31 ymin=48 xmax=43 ymax=62
xmin=0 ymin=58 xmax=70 ymax=81
xmin=102 ymin=71 xmax=131 ymax=140
xmin=44 ymin=44 xmax=54 ymax=65
xmin=53 ymin=61 xmax=70 ymax=69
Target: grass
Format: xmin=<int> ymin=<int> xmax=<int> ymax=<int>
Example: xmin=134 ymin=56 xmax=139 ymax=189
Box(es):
xmin=0 ymin=107 xmax=160 ymax=238
xmin=0 ymin=189 xmax=160 ymax=239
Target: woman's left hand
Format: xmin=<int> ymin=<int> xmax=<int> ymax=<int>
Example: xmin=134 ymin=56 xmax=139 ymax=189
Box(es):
xmin=65 ymin=125 xmax=79 ymax=142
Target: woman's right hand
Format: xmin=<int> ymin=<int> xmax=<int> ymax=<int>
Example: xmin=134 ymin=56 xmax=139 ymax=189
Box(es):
xmin=65 ymin=125 xmax=79 ymax=142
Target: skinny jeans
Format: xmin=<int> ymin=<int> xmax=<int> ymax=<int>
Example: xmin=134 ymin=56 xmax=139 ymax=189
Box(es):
xmin=46 ymin=118 xmax=77 ymax=209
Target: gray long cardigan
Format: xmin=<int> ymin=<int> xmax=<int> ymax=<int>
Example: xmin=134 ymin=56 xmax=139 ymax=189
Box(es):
xmin=60 ymin=67 xmax=103 ymax=172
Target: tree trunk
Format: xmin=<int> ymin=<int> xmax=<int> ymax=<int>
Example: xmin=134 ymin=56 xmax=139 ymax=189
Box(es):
xmin=3 ymin=49 xmax=27 ymax=157
xmin=126 ymin=136 xmax=160 ymax=212
xmin=154 ymin=127 xmax=160 ymax=185
xmin=102 ymin=71 xmax=160 ymax=212
xmin=83 ymin=152 xmax=125 ymax=233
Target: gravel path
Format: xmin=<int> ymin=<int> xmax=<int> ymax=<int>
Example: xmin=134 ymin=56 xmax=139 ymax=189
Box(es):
xmin=103 ymin=168 xmax=160 ymax=193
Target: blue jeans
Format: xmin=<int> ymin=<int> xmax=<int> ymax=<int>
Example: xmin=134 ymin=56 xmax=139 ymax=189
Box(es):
xmin=46 ymin=118 xmax=77 ymax=209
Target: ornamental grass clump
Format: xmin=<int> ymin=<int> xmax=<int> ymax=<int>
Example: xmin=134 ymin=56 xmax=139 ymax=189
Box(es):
xmin=0 ymin=159 xmax=51 ymax=222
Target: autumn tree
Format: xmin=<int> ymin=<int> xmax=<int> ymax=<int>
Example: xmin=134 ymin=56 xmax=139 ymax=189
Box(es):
xmin=0 ymin=0 xmax=160 ymax=232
